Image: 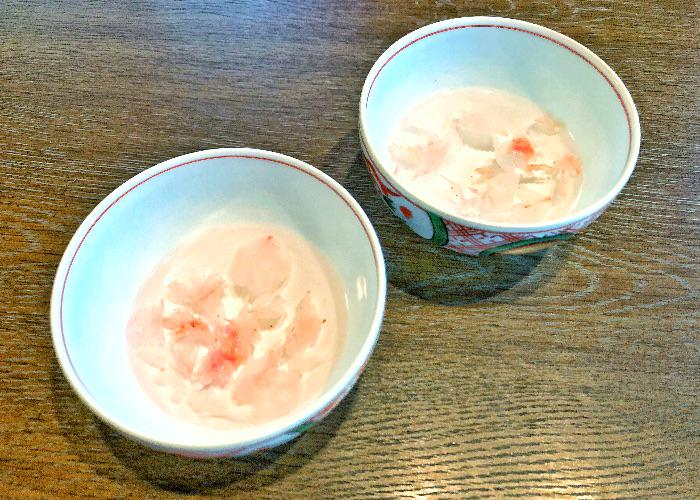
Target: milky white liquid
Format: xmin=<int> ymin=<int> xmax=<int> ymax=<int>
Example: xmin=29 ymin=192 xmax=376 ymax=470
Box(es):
xmin=126 ymin=224 xmax=347 ymax=428
xmin=388 ymin=87 xmax=583 ymax=224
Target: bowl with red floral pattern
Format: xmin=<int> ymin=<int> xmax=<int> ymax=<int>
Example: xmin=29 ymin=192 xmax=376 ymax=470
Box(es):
xmin=359 ymin=17 xmax=640 ymax=256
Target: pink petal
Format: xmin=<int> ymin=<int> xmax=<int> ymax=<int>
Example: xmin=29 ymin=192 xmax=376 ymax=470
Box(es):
xmin=284 ymin=292 xmax=323 ymax=356
xmin=494 ymin=136 xmax=528 ymax=172
xmin=250 ymin=294 xmax=287 ymax=330
xmin=196 ymin=350 xmax=236 ymax=387
xmin=529 ymin=115 xmax=563 ymax=135
xmin=555 ymin=153 xmax=582 ymax=177
xmin=163 ymin=309 xmax=210 ymax=338
xmin=166 ymin=273 xmax=226 ymax=321
xmin=216 ymin=315 xmax=257 ymax=364
xmin=232 ymin=348 xmax=283 ymax=405
xmin=389 ymin=126 xmax=448 ymax=176
xmin=229 ymin=236 xmax=292 ymax=300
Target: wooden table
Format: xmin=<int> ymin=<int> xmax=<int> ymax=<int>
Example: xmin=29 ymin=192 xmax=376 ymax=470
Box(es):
xmin=2 ymin=1 xmax=698 ymax=497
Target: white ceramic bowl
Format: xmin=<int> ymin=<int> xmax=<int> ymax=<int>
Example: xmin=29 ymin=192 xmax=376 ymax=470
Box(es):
xmin=360 ymin=17 xmax=641 ymax=256
xmin=51 ymin=148 xmax=386 ymax=458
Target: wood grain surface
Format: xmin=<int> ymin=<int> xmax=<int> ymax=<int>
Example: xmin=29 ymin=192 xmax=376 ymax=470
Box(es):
xmin=1 ymin=0 xmax=698 ymax=497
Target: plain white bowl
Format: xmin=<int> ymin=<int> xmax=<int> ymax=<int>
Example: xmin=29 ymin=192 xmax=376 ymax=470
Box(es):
xmin=360 ymin=17 xmax=641 ymax=255
xmin=51 ymin=148 xmax=386 ymax=458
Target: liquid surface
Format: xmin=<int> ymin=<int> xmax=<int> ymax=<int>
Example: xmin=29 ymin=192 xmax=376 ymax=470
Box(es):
xmin=126 ymin=224 xmax=347 ymax=428
xmin=388 ymin=87 xmax=583 ymax=224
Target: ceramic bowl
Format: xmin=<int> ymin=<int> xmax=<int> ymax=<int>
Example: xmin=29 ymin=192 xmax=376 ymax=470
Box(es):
xmin=359 ymin=16 xmax=640 ymax=256
xmin=51 ymin=148 xmax=386 ymax=458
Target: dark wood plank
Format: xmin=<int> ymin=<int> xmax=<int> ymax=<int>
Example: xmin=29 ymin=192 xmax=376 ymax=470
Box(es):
xmin=1 ymin=0 xmax=698 ymax=497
